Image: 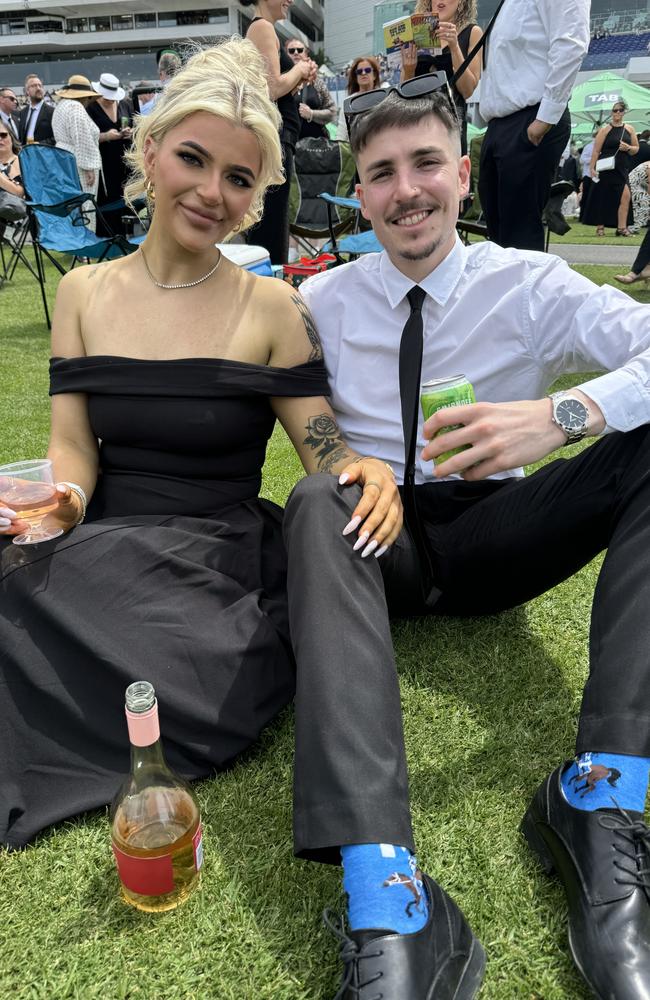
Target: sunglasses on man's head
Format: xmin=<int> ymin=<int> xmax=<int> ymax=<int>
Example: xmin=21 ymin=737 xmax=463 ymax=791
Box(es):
xmin=344 ymin=71 xmax=457 ymax=135
xmin=288 ymin=46 xmax=305 ymax=54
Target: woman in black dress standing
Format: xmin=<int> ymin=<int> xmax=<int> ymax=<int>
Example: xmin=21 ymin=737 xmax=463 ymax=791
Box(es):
xmin=87 ymin=73 xmax=133 ymax=236
xmin=242 ymin=0 xmax=317 ymax=263
xmin=400 ymin=0 xmax=482 ymax=155
xmin=584 ymin=102 xmax=639 ymax=237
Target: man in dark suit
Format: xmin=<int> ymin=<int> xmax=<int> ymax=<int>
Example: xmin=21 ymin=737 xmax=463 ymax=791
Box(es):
xmin=0 ymin=88 xmax=20 ymax=142
xmin=18 ymin=74 xmax=54 ymax=145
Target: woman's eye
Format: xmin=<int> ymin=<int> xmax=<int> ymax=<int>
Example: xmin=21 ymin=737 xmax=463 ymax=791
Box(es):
xmin=229 ymin=174 xmax=252 ymax=189
xmin=178 ymin=151 xmax=202 ymax=166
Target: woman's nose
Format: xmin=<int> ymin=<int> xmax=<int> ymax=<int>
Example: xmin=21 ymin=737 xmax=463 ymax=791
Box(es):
xmin=198 ymin=172 xmax=224 ymax=205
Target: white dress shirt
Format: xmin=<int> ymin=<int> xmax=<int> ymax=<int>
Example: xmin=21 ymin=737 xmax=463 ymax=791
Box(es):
xmin=25 ymin=100 xmax=44 ymax=140
xmin=0 ymin=110 xmax=18 ymax=139
xmin=300 ymin=238 xmax=650 ymax=485
xmin=479 ymin=0 xmax=590 ymax=125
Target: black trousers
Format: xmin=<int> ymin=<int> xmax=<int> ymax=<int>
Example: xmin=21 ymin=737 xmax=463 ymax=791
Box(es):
xmin=479 ymin=104 xmax=571 ymax=251
xmin=284 ymin=428 xmax=650 ymax=861
xmin=632 ymin=226 xmax=650 ymax=274
xmin=246 ymin=142 xmax=294 ymax=266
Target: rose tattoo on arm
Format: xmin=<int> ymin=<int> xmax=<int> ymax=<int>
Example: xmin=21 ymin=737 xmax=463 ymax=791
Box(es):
xmin=303 ymin=413 xmax=352 ymax=473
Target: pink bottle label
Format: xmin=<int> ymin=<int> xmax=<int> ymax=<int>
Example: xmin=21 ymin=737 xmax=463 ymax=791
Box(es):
xmin=112 ymin=844 xmax=174 ymax=896
xmin=126 ymin=703 xmax=160 ymax=746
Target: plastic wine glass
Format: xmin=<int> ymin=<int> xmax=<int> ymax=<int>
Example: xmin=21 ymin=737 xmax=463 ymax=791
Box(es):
xmin=0 ymin=459 xmax=63 ymax=545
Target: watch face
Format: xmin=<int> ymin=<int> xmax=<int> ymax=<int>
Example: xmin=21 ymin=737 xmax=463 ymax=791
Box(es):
xmin=556 ymin=397 xmax=587 ymax=430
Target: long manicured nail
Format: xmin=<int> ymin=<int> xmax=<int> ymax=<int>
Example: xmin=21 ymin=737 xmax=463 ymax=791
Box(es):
xmin=374 ymin=545 xmax=388 ymax=559
xmin=56 ymin=484 xmax=67 ymax=494
xmin=0 ymin=507 xmax=16 ymax=518
xmin=338 ymin=472 xmax=350 ymax=485
xmin=353 ymin=531 xmax=369 ymax=551
xmin=0 ymin=517 xmax=11 ymax=528
xmin=342 ymin=515 xmax=361 ymax=536
xmin=361 ymin=539 xmax=378 ymax=558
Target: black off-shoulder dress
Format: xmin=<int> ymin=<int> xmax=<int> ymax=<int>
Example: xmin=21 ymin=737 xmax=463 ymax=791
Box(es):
xmin=0 ymin=355 xmax=328 ymax=849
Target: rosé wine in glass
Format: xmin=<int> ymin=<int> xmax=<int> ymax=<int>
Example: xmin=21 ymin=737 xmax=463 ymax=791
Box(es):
xmin=0 ymin=459 xmax=63 ymax=545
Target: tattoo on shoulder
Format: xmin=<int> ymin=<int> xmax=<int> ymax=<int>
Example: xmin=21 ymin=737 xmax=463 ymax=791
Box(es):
xmin=303 ymin=413 xmax=351 ymax=472
xmin=291 ymin=293 xmax=323 ymax=362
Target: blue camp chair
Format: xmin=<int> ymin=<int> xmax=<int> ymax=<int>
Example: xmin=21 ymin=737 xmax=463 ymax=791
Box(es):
xmin=319 ymin=193 xmax=383 ymax=258
xmin=18 ymin=143 xmax=137 ymax=327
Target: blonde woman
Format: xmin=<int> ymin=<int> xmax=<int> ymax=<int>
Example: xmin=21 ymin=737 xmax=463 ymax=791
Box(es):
xmin=400 ymin=0 xmax=482 ymax=153
xmin=0 ymin=38 xmax=472 ymax=1000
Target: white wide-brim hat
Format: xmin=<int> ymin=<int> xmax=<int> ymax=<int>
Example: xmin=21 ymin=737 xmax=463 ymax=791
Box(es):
xmin=92 ymin=73 xmax=125 ymax=103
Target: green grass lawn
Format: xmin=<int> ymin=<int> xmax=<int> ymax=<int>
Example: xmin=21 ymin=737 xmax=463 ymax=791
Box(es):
xmin=1 ymin=254 xmax=648 ymax=1000
xmin=549 ymin=220 xmax=645 ymax=245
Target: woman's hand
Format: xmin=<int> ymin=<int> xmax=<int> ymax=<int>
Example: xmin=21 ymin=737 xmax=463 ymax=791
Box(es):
xmin=81 ymin=169 xmax=96 ymax=189
xmin=400 ymin=42 xmax=418 ymax=81
xmin=0 ymin=485 xmax=83 ymax=538
xmin=338 ymin=457 xmax=403 ymax=558
xmin=438 ymin=20 xmax=460 ymax=51
xmin=298 ymin=102 xmax=313 ymax=121
xmin=104 ymin=128 xmax=121 ymax=142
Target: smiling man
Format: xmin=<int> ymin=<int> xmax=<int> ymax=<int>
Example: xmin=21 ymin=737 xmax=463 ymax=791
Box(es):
xmin=299 ymin=86 xmax=650 ymax=998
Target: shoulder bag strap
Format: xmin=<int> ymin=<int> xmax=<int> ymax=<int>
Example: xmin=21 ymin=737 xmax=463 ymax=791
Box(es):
xmin=450 ymin=0 xmax=509 ymax=86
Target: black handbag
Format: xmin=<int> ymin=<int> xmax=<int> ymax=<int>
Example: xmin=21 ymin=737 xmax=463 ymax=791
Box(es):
xmin=0 ymin=188 xmax=26 ymax=222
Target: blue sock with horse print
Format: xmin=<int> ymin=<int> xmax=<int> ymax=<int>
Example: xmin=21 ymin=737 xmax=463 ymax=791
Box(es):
xmin=561 ymin=752 xmax=650 ymax=813
xmin=341 ymin=843 xmax=429 ymax=934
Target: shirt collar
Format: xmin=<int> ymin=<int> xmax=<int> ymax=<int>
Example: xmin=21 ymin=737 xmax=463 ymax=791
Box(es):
xmin=378 ymin=235 xmax=466 ymax=309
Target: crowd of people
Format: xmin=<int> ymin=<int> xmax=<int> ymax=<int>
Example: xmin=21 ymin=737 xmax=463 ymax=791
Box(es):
xmin=3 ymin=1 xmax=650 ymax=999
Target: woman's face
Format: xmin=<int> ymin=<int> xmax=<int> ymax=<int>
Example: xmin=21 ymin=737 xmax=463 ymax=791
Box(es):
xmin=431 ymin=0 xmax=461 ymax=22
xmin=612 ymin=104 xmax=625 ymax=121
xmin=0 ymin=128 xmax=12 ymax=162
xmin=266 ymin=0 xmax=292 ymax=23
xmin=144 ymin=111 xmax=262 ymax=254
xmin=355 ymin=61 xmax=377 ymax=92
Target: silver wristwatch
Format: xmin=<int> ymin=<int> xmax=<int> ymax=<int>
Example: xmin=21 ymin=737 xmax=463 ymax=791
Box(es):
xmin=549 ymin=392 xmax=589 ymax=445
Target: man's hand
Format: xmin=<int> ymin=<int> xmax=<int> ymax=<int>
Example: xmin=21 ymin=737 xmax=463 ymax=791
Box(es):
xmin=527 ymin=119 xmax=552 ymax=146
xmin=422 ymin=393 xmax=604 ymax=481
xmin=338 ymin=457 xmax=403 ymax=558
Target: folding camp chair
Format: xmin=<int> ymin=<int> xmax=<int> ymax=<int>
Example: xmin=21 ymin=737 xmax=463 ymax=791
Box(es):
xmin=289 ymin=138 xmax=359 ymax=256
xmin=0 ymin=216 xmax=38 ymax=286
xmin=19 ymin=143 xmax=137 ymax=328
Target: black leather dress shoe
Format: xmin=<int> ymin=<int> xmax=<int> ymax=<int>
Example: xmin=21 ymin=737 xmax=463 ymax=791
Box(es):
xmin=521 ymin=763 xmax=650 ymax=999
xmin=324 ymin=872 xmax=485 ymax=999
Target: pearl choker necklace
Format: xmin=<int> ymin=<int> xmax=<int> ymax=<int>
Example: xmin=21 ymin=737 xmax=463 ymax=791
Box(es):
xmin=140 ymin=247 xmax=222 ymax=290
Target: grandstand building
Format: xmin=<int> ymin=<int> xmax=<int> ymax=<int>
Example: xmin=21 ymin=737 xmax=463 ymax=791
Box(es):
xmin=0 ymin=0 xmax=324 ymax=91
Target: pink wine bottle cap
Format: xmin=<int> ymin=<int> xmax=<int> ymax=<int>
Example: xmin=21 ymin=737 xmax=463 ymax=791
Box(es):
xmin=124 ymin=680 xmax=160 ymax=746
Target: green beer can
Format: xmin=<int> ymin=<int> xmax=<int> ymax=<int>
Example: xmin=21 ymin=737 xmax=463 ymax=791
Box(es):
xmin=421 ymin=374 xmax=476 ymax=466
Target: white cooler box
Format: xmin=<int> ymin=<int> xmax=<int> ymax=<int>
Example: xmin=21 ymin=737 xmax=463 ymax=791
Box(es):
xmin=217 ymin=243 xmax=272 ymax=277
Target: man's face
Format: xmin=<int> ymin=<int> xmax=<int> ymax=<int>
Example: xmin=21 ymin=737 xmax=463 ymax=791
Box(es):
xmin=356 ymin=116 xmax=470 ymax=280
xmin=285 ymin=40 xmax=307 ymax=65
xmin=0 ymin=90 xmax=17 ymax=116
xmin=26 ymin=77 xmax=44 ymax=103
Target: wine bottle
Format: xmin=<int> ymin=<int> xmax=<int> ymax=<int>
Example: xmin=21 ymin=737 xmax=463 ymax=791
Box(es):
xmin=110 ymin=681 xmax=203 ymax=912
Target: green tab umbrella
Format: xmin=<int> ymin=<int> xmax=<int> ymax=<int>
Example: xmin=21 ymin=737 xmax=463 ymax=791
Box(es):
xmin=570 ymin=72 xmax=650 ymax=130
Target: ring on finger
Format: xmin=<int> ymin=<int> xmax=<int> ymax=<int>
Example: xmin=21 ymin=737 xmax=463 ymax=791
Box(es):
xmin=365 ymin=480 xmax=382 ymax=490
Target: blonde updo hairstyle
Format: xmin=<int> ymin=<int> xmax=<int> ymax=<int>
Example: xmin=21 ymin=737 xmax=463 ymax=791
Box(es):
xmin=124 ymin=37 xmax=284 ymax=235
xmin=414 ymin=0 xmax=477 ymax=32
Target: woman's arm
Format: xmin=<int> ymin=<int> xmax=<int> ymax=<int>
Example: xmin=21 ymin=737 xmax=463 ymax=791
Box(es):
xmin=451 ymin=25 xmax=483 ymax=100
xmin=247 ymin=19 xmax=312 ymax=100
xmin=265 ymin=282 xmax=402 ymax=552
xmin=0 ymin=169 xmax=23 ymax=197
xmin=621 ymin=125 xmax=640 ymax=157
xmin=589 ymin=127 xmax=608 ymax=176
xmin=307 ymin=76 xmax=337 ymax=125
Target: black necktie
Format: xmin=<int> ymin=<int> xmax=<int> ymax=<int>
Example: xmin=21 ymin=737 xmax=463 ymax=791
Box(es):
xmin=4 ymin=114 xmax=17 ymax=139
xmin=398 ymin=286 xmax=438 ymax=606
xmin=24 ymin=106 xmax=35 ymax=141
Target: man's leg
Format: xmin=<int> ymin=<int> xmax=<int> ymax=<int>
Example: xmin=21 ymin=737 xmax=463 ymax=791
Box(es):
xmin=478 ymin=120 xmax=500 ymax=243
xmin=283 ymin=474 xmax=485 ymax=999
xmin=479 ymin=106 xmax=570 ymax=251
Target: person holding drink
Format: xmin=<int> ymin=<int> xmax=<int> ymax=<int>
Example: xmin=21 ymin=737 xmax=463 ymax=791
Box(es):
xmin=87 ymin=72 xmax=134 ymax=236
xmin=0 ymin=38 xmax=485 ymax=1000
xmin=299 ymin=80 xmax=650 ymax=998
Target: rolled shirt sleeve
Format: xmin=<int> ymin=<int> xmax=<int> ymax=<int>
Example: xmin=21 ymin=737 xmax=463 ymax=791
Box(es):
xmin=537 ymin=0 xmax=591 ymax=125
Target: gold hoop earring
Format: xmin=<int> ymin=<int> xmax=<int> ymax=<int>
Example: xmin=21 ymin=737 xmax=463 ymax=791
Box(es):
xmin=146 ymin=179 xmax=155 ymax=202
xmin=232 ymin=221 xmax=243 ymax=234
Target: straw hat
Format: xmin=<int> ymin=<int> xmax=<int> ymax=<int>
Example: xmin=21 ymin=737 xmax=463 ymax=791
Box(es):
xmin=92 ymin=72 xmax=126 ymax=103
xmin=55 ymin=75 xmax=99 ymax=101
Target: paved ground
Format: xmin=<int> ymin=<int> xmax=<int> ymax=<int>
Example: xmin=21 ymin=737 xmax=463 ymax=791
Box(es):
xmin=550 ymin=242 xmax=639 ymax=266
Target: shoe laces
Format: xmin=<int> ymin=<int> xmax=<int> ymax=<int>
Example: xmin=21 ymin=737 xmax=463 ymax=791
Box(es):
xmin=322 ymin=909 xmax=384 ymax=1000
xmin=598 ymin=801 xmax=650 ymax=890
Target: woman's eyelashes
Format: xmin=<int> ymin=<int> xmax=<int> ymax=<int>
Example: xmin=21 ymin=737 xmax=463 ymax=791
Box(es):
xmin=176 ymin=152 xmax=252 ymax=188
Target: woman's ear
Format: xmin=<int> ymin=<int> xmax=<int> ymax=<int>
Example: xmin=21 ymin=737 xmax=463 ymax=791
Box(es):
xmin=143 ymin=135 xmax=157 ymax=179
